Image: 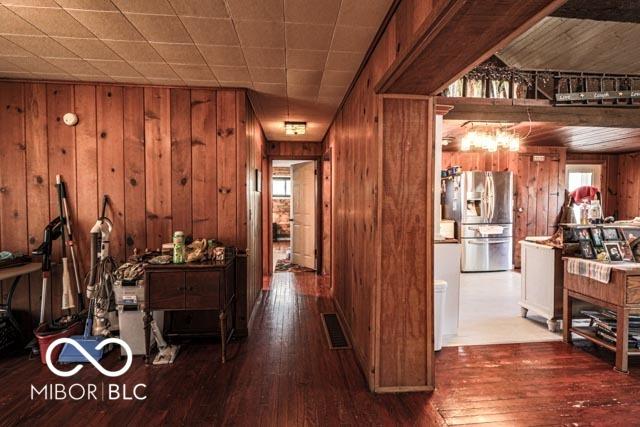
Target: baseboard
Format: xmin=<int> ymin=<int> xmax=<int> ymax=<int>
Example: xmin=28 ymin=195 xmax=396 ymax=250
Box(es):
xmin=333 ymin=299 xmax=374 ymax=390
xmin=373 ymin=385 xmax=435 ymax=393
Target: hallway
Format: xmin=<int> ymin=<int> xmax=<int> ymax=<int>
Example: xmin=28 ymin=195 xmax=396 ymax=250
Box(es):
xmin=2 ymin=272 xmax=640 ymax=425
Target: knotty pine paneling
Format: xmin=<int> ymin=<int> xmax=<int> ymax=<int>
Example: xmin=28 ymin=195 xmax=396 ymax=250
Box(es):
xmin=322 ymin=0 xmax=444 ymax=393
xmin=617 ymin=152 xmax=640 ymax=220
xmin=0 ymin=81 xmax=264 ymax=337
xmin=267 ymin=141 xmax=323 ymax=157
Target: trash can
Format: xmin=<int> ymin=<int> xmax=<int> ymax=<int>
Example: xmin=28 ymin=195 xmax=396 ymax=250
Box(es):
xmin=434 ymin=280 xmax=448 ymax=351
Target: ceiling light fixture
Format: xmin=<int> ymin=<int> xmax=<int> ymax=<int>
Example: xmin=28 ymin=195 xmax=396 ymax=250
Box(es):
xmin=460 ymin=128 xmax=520 ymax=152
xmin=284 ymin=121 xmax=306 ymax=135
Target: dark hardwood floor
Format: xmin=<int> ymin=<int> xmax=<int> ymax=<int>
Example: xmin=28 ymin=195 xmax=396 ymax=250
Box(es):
xmin=1 ymin=272 xmax=640 ymax=426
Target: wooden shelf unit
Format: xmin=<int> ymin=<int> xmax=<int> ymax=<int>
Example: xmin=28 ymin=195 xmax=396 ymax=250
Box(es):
xmin=563 ymin=259 xmax=640 ymax=372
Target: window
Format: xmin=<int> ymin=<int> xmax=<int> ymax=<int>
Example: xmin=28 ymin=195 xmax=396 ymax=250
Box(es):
xmin=272 ymin=177 xmax=291 ymax=197
xmin=566 ymin=164 xmax=601 ymax=192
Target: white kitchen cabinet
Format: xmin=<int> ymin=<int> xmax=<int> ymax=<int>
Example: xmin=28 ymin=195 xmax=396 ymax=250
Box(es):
xmin=519 ymin=240 xmax=563 ymax=332
xmin=435 ymin=241 xmax=461 ymax=337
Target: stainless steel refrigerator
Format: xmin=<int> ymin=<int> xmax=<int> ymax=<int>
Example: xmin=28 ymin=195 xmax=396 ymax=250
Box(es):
xmin=442 ymin=171 xmax=514 ymax=272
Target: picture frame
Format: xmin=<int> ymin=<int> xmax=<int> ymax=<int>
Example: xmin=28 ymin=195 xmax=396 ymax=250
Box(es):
xmin=621 ymin=228 xmax=640 ymax=244
xmin=604 ymin=242 xmax=623 ymax=262
xmin=590 ymin=227 xmax=604 ymax=247
xmin=620 ymin=242 xmax=635 ymax=262
xmin=562 ymin=227 xmax=580 ymax=243
xmin=601 ymin=227 xmax=620 ymax=241
xmin=579 ymin=240 xmax=596 ymax=259
xmin=577 ymin=228 xmax=592 ymax=242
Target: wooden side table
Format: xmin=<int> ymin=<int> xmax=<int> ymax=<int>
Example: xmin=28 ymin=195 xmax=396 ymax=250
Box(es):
xmin=143 ymin=257 xmax=236 ymax=363
xmin=563 ymin=259 xmax=640 ymax=372
xmin=0 ymin=263 xmax=41 ymax=346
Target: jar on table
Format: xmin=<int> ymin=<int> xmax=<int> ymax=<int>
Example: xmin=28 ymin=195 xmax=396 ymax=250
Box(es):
xmin=173 ymin=231 xmax=186 ymax=264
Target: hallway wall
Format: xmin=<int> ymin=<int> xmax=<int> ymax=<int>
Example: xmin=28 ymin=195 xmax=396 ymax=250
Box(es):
xmin=0 ymin=80 xmax=264 ymax=336
xmin=323 ymin=0 xmax=446 ymax=392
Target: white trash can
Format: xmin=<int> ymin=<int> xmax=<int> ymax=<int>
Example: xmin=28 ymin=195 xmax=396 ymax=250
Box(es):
xmin=434 ymin=280 xmax=448 ymax=351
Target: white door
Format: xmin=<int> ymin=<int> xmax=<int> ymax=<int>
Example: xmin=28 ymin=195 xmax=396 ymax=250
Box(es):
xmin=291 ymin=161 xmax=316 ymax=269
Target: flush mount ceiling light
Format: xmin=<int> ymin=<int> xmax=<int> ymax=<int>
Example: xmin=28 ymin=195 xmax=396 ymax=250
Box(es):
xmin=284 ymin=121 xmax=306 ymax=135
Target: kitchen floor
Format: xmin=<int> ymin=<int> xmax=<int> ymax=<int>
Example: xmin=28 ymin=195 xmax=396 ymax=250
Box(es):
xmin=445 ymin=271 xmax=562 ymax=346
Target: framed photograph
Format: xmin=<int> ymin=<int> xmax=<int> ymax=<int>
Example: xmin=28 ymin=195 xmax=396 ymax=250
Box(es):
xmin=562 ymin=227 xmax=581 ymax=243
xmin=604 ymin=242 xmax=623 ymax=262
xmin=621 ymin=228 xmax=640 ymax=243
xmin=579 ymin=240 xmax=596 ymax=259
xmin=577 ymin=228 xmax=592 ymax=242
xmin=590 ymin=227 xmax=604 ymax=247
xmin=620 ymin=242 xmax=635 ymax=262
xmin=601 ymin=227 xmax=620 ymax=241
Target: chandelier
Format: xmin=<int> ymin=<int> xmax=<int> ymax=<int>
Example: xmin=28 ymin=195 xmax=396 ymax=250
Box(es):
xmin=460 ymin=129 xmax=520 ymax=152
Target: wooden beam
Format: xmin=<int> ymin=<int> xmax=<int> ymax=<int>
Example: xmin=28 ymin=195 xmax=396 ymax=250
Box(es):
xmin=376 ymin=0 xmax=567 ymax=95
xmin=440 ymin=97 xmax=640 ymax=128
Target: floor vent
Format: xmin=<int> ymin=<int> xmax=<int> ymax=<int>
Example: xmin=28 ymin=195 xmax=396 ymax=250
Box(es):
xmin=321 ymin=313 xmax=351 ymax=350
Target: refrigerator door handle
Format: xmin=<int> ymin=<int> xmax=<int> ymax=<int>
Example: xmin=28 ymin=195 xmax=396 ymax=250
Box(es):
xmin=467 ymin=239 xmax=511 ymax=245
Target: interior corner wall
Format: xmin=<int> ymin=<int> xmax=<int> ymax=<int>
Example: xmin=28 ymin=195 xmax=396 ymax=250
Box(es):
xmin=323 ymin=0 xmax=446 ymax=392
xmin=0 ymin=81 xmax=264 ymax=338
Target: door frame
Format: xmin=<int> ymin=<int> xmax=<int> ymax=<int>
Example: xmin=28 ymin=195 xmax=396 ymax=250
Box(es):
xmin=265 ymin=154 xmax=323 ymax=275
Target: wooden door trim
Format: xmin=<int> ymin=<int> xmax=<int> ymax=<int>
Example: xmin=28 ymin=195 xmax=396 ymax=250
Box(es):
xmin=265 ymin=155 xmax=323 ymax=276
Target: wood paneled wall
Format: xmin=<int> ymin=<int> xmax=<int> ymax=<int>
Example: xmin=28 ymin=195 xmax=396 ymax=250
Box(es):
xmin=266 ymin=141 xmax=323 ymax=157
xmin=323 ymin=0 xmax=447 ymax=393
xmin=617 ymin=152 xmax=640 ymax=220
xmin=0 ymin=81 xmax=264 ymax=337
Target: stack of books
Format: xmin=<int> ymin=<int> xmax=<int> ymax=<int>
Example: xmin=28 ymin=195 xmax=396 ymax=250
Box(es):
xmin=581 ymin=310 xmax=640 ymax=348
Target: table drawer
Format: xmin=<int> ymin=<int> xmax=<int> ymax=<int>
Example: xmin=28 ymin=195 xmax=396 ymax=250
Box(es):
xmin=627 ymin=276 xmax=640 ymax=304
xmin=186 ymin=271 xmax=222 ymax=310
xmin=147 ymin=272 xmax=185 ymax=309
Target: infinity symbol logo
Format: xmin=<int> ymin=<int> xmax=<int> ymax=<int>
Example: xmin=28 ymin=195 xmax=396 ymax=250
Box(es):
xmin=45 ymin=338 xmax=133 ymax=378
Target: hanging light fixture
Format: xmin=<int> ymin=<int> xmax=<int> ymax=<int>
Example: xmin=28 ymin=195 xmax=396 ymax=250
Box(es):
xmin=458 ymin=124 xmax=521 ymax=153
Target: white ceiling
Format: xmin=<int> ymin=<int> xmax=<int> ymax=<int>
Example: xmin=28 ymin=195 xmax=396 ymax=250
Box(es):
xmin=498 ymin=17 xmax=640 ymax=74
xmin=0 ymin=0 xmax=393 ymax=141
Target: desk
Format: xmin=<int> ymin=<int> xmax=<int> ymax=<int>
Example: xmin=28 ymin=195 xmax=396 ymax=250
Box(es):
xmin=0 ymin=263 xmax=41 ymax=346
xmin=143 ymin=257 xmax=235 ymax=363
xmin=563 ymin=259 xmax=640 ymax=372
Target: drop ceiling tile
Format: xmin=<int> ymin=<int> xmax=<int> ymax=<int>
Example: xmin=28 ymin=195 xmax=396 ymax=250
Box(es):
xmin=317 ymin=96 xmax=342 ymax=107
xmin=111 ymin=0 xmax=173 ymax=14
xmin=287 ymin=69 xmax=322 ymax=85
xmin=56 ymin=0 xmax=117 ymax=11
xmin=199 ymin=45 xmax=245 ymax=66
xmin=152 ymin=42 xmax=204 ymax=64
xmin=249 ymin=66 xmax=284 ymax=83
xmin=87 ymin=59 xmax=141 ymax=76
xmin=253 ymin=82 xmax=286 ymax=96
xmin=211 ymin=65 xmax=249 ymax=81
xmin=104 ymin=40 xmax=163 ymax=62
xmin=125 ymin=14 xmax=191 ymax=43
xmin=286 ymin=49 xmax=327 ymax=70
xmin=321 ymin=70 xmax=352 ymax=86
xmin=318 ymin=84 xmax=347 ymax=98
xmin=285 ymin=0 xmax=340 ymax=24
xmin=147 ymin=77 xmax=184 ymax=85
xmin=172 ymin=63 xmax=214 ymax=80
xmin=46 ymin=57 xmax=103 ymax=74
xmin=243 ymin=47 xmax=284 ymax=68
xmin=287 ymin=83 xmax=319 ymax=99
xmin=0 ymin=56 xmax=24 ymax=71
xmin=54 ymin=37 xmax=119 ymax=59
xmin=226 ymin=0 xmax=283 ymax=22
xmin=4 ymin=35 xmax=77 ymax=58
xmin=130 ymin=61 xmax=177 ymax=78
xmin=1 ymin=0 xmax=57 ymax=6
xmin=0 ymin=35 xmax=33 ymax=56
xmin=169 ymin=0 xmax=227 ymax=18
xmin=7 ymin=6 xmax=95 ymax=37
xmin=285 ymin=23 xmax=333 ymax=50
xmin=72 ymin=73 xmax=110 ymax=81
xmin=107 ymin=76 xmax=147 ymax=84
xmin=326 ymin=50 xmax=363 ymax=71
xmin=7 ymin=55 xmax=64 ymax=73
xmin=337 ymin=0 xmax=391 ymax=27
xmin=236 ymin=20 xmax=284 ymax=48
xmin=66 ymin=10 xmax=143 ymax=40
xmin=181 ymin=17 xmax=238 ymax=45
xmin=218 ymin=80 xmax=251 ymax=88
xmin=0 ymin=5 xmax=43 ymax=35
xmin=331 ymin=25 xmax=374 ymax=52
xmin=31 ymin=71 xmax=74 ymax=79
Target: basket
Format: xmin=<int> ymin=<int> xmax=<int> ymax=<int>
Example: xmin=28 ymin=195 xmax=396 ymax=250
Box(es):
xmin=34 ymin=320 xmax=84 ymax=365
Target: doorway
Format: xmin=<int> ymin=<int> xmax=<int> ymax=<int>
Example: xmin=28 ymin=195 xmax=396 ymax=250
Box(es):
xmin=270 ymin=159 xmax=319 ymax=273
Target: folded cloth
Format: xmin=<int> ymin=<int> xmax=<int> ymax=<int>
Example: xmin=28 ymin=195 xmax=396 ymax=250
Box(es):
xmin=567 ymin=257 xmax=612 ymax=284
xmin=478 ymin=225 xmax=504 ymax=235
